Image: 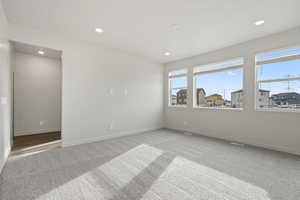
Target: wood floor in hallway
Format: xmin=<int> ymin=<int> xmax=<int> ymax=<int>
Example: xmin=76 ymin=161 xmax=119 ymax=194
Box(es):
xmin=11 ymin=132 xmax=61 ymax=156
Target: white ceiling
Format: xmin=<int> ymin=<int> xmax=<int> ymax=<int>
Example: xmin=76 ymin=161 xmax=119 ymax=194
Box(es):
xmin=3 ymin=0 xmax=300 ymax=63
xmin=11 ymin=41 xmax=62 ymax=59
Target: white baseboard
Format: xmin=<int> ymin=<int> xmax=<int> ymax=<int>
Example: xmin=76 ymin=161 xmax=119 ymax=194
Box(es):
xmin=166 ymin=127 xmax=300 ymax=156
xmin=15 ymin=129 xmax=61 ymax=136
xmin=62 ymin=127 xmax=163 ymax=147
xmin=0 ymin=145 xmax=11 ymax=175
xmin=245 ymin=140 xmax=300 ymax=156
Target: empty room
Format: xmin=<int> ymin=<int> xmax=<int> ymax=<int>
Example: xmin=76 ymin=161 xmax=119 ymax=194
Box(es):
xmin=0 ymin=1 xmax=300 ymax=200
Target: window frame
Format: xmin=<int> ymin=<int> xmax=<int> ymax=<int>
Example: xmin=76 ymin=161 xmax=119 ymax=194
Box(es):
xmin=255 ymin=46 xmax=300 ymax=113
xmin=193 ymin=57 xmax=244 ymax=110
xmin=168 ymin=68 xmax=188 ymax=108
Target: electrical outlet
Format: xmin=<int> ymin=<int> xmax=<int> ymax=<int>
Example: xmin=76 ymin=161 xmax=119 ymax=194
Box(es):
xmin=40 ymin=121 xmax=45 ymax=126
xmin=109 ymin=122 xmax=113 ymax=130
xmin=183 ymin=121 xmax=188 ymax=126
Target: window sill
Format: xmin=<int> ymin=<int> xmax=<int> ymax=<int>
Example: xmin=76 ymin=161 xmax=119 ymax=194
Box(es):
xmin=256 ymin=108 xmax=300 ymax=113
xmin=193 ymin=106 xmax=243 ymax=111
xmin=168 ymin=105 xmax=187 ymax=108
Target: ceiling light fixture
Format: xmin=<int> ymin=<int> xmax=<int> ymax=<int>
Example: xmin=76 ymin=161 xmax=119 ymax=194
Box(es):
xmin=254 ymin=20 xmax=265 ymax=26
xmin=95 ymin=28 xmax=104 ymax=33
xmin=38 ymin=50 xmax=45 ymax=55
xmin=164 ymin=52 xmax=171 ymax=56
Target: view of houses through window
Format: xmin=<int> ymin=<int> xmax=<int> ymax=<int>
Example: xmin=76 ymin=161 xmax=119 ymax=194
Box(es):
xmin=168 ymin=47 xmax=300 ymax=112
xmin=256 ymin=47 xmax=300 ymax=110
xmin=169 ymin=69 xmax=187 ymax=106
xmin=194 ymin=58 xmax=244 ymax=108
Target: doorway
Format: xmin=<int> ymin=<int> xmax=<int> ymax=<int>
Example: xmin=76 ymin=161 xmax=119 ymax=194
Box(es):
xmin=11 ymin=41 xmax=63 ymax=156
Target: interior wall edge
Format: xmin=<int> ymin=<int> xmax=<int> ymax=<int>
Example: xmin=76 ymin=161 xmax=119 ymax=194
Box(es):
xmin=0 ymin=145 xmax=11 ymax=174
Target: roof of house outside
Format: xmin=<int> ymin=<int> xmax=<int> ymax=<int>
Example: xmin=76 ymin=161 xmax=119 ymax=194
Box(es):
xmin=271 ymin=92 xmax=300 ymax=97
xmin=206 ymin=93 xmax=222 ymax=98
xmin=196 ymin=88 xmax=206 ymax=95
xmin=231 ymin=89 xmax=270 ymax=94
xmin=231 ymin=89 xmax=243 ymax=94
xmin=177 ymin=89 xmax=187 ymax=94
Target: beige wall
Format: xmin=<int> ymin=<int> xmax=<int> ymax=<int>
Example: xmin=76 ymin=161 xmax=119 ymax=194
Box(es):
xmin=164 ymin=27 xmax=300 ymax=155
xmin=0 ymin=1 xmax=12 ymax=173
xmin=14 ymin=52 xmax=62 ymax=136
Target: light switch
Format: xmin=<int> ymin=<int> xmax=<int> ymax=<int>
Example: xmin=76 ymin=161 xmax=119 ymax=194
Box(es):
xmin=1 ymin=97 xmax=7 ymax=105
xmin=109 ymin=88 xmax=114 ymax=96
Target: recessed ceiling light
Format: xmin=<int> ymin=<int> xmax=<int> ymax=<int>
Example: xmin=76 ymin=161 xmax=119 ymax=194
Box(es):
xmin=164 ymin=52 xmax=171 ymax=56
xmin=254 ymin=20 xmax=265 ymax=26
xmin=38 ymin=50 xmax=45 ymax=55
xmin=95 ymin=28 xmax=104 ymax=33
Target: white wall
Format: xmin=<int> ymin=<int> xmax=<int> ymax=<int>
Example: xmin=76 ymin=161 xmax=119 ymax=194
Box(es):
xmin=14 ymin=52 xmax=62 ymax=136
xmin=9 ymin=24 xmax=164 ymax=146
xmin=0 ymin=2 xmax=12 ymax=173
xmin=164 ymin=27 xmax=300 ymax=155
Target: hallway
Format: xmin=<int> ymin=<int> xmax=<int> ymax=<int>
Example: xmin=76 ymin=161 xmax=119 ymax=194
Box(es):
xmin=11 ymin=132 xmax=61 ymax=156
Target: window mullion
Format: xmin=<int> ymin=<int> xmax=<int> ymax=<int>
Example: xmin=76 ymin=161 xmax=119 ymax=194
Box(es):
xmin=258 ymin=77 xmax=300 ymax=83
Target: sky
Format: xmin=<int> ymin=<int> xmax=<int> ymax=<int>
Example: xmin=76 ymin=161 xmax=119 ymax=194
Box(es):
xmin=257 ymin=59 xmax=300 ymax=95
xmin=196 ymin=68 xmax=242 ymax=100
xmin=171 ymin=59 xmax=300 ymax=101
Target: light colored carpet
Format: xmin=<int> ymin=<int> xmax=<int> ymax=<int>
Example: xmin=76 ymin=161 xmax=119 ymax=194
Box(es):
xmin=1 ymin=129 xmax=300 ymax=200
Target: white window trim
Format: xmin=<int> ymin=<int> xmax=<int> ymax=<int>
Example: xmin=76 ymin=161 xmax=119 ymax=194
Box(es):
xmin=258 ymin=77 xmax=300 ymax=83
xmin=168 ymin=69 xmax=188 ymax=108
xmin=194 ymin=57 xmax=243 ymax=74
xmin=256 ymin=54 xmax=300 ymax=66
xmin=168 ymin=74 xmax=186 ymax=79
xmin=255 ymin=48 xmax=300 ymax=113
xmin=193 ymin=106 xmax=243 ymax=111
xmin=255 ymin=45 xmax=300 ymax=64
xmin=193 ymin=58 xmax=244 ymax=110
xmin=193 ymin=65 xmax=243 ymax=76
xmin=256 ymin=107 xmax=300 ymax=113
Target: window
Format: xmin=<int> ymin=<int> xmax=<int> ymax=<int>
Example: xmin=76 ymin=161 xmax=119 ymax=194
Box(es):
xmin=193 ymin=58 xmax=244 ymax=109
xmin=168 ymin=69 xmax=188 ymax=106
xmin=256 ymin=46 xmax=300 ymax=110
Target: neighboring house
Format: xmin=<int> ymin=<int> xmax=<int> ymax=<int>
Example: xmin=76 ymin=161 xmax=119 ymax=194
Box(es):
xmin=257 ymin=89 xmax=271 ymax=108
xmin=231 ymin=89 xmax=243 ymax=108
xmin=271 ymin=92 xmax=300 ymax=108
xmin=171 ymin=95 xmax=177 ymax=105
xmin=177 ymin=89 xmax=187 ymax=105
xmin=224 ymin=100 xmax=231 ymax=107
xmin=196 ymin=88 xmax=206 ymax=106
xmin=231 ymin=89 xmax=270 ymax=108
xmin=205 ymin=94 xmax=224 ymax=106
